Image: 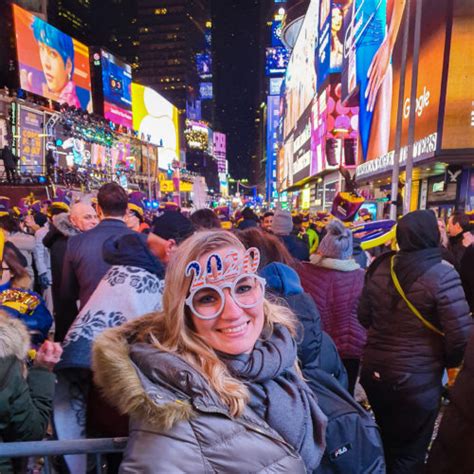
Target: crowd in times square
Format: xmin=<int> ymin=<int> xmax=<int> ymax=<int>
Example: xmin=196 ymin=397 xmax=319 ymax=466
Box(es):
xmin=0 ymin=0 xmax=474 ymax=473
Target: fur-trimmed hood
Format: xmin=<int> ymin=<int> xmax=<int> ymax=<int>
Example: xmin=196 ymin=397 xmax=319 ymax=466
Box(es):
xmin=91 ymin=315 xmax=219 ymax=431
xmin=52 ymin=213 xmax=80 ymax=238
xmin=43 ymin=213 xmax=80 ymax=250
xmin=0 ymin=311 xmax=30 ymax=360
xmin=310 ymin=254 xmax=361 ymax=272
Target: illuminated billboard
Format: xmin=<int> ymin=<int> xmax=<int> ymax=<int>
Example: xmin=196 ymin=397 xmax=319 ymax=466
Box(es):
xmin=269 ymin=77 xmax=283 ymax=96
xmin=100 ymin=50 xmax=132 ymax=128
xmin=271 ymin=20 xmax=284 ymax=48
xmin=441 ymin=0 xmax=474 ymax=150
xmin=18 ymin=106 xmax=44 ymax=174
xmin=131 ymin=83 xmax=180 ymax=170
xmin=283 ymin=0 xmax=319 ymax=138
xmin=266 ymin=95 xmax=280 ymax=202
xmin=200 ymin=82 xmax=213 ymax=100
xmin=317 ymin=2 xmax=345 ymax=90
xmin=265 ymin=47 xmax=289 ymax=76
xmin=341 ymin=0 xmax=448 ymax=177
xmin=184 ymin=120 xmax=209 ymax=151
xmin=311 ymin=82 xmax=359 ymax=175
xmin=196 ymin=52 xmax=212 ymax=79
xmin=13 ymin=4 xmax=93 ymax=111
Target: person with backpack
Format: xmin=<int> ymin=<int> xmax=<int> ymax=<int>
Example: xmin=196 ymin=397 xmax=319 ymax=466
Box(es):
xmin=358 ymin=210 xmax=473 ymax=473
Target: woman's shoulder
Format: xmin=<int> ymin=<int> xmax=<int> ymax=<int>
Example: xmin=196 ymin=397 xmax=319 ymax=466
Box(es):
xmin=92 ymin=317 xmax=196 ymax=432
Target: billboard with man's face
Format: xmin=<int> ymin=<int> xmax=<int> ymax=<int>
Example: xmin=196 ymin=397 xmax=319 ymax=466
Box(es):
xmin=12 ymin=4 xmax=93 ymax=112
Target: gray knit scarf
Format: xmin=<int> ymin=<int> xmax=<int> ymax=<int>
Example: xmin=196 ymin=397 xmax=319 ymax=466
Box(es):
xmin=220 ymin=324 xmax=327 ymax=472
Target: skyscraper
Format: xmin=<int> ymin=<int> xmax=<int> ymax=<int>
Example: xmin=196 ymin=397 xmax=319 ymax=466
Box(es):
xmin=47 ymin=0 xmax=93 ymax=43
xmin=135 ymin=0 xmax=211 ymax=113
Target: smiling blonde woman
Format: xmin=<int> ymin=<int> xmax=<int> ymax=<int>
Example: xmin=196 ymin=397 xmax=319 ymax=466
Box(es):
xmin=92 ymin=230 xmax=327 ymax=473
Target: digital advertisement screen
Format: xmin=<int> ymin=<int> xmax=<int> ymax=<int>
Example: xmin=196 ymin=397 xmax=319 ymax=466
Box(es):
xmin=283 ymin=0 xmax=319 ymax=138
xmin=196 ymin=52 xmax=212 ymax=79
xmin=266 ymin=95 xmax=280 ymax=200
xmin=271 ymin=20 xmax=284 ymax=47
xmin=13 ymin=4 xmax=93 ymax=112
xmin=265 ymin=47 xmax=289 ymax=76
xmin=200 ymin=82 xmax=213 ymax=100
xmin=18 ymin=106 xmax=44 ymax=175
xmin=131 ymin=83 xmax=180 ymax=170
xmin=340 ymin=0 xmax=448 ymax=178
xmin=292 ymin=103 xmax=312 ymax=183
xmin=441 ymin=0 xmax=474 ymax=150
xmin=311 ymin=82 xmax=359 ymax=175
xmin=317 ymin=0 xmax=346 ymax=91
xmin=100 ymin=50 xmax=132 ymax=128
xmin=269 ymin=77 xmax=283 ymax=95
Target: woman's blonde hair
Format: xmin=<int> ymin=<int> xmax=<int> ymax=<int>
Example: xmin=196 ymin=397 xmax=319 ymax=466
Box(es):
xmin=134 ymin=230 xmax=297 ymax=417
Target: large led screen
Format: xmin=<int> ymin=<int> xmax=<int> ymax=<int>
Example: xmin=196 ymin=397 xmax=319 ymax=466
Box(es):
xmin=132 ymin=83 xmax=180 ymax=170
xmin=13 ymin=4 xmax=93 ymax=112
xmin=442 ymin=0 xmax=474 ymax=150
xmin=101 ymin=50 xmax=132 ymax=128
xmin=283 ymin=0 xmax=319 ymax=138
xmin=341 ymin=0 xmax=448 ymax=177
xmin=317 ymin=1 xmax=346 ymax=91
xmin=265 ymin=47 xmax=289 ymax=76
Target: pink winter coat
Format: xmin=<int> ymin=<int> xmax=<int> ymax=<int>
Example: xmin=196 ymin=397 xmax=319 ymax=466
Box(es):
xmin=298 ymin=256 xmax=367 ymax=359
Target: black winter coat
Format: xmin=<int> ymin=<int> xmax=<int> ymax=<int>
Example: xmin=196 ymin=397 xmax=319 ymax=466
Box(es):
xmin=460 ymin=244 xmax=474 ymax=314
xmin=448 ymin=233 xmax=466 ymax=270
xmin=43 ymin=213 xmax=80 ymax=341
xmin=60 ymin=219 xmax=133 ymax=329
xmin=279 ymin=234 xmax=309 ymax=261
xmin=358 ymin=253 xmax=473 ymax=374
xmin=426 ymin=328 xmax=474 ymax=473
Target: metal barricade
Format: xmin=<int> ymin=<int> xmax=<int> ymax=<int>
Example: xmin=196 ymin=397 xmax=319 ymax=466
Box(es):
xmin=0 ymin=437 xmax=128 ymax=474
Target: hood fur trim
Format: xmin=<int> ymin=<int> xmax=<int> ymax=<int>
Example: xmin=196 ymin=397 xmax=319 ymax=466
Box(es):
xmin=0 ymin=311 xmax=30 ymax=359
xmin=52 ymin=213 xmax=80 ymax=237
xmin=310 ymin=254 xmax=361 ymax=272
xmin=92 ymin=315 xmax=193 ymax=431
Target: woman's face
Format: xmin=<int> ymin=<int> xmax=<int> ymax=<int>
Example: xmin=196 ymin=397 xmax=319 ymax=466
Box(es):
xmin=38 ymin=42 xmax=71 ymax=93
xmin=332 ymin=8 xmax=343 ymax=33
xmin=189 ymin=246 xmax=265 ymax=355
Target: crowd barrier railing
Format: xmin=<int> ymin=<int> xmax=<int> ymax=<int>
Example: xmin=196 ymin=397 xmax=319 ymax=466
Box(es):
xmin=0 ymin=437 xmax=128 ymax=474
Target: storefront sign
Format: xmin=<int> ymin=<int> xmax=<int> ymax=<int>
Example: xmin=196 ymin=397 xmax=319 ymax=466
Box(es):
xmin=160 ymin=180 xmax=174 ymax=192
xmin=356 ymin=132 xmax=437 ymax=179
xmin=179 ymin=181 xmax=193 ymax=192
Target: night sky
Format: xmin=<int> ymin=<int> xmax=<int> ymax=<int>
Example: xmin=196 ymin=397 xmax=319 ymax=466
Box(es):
xmin=212 ymin=0 xmax=262 ymax=183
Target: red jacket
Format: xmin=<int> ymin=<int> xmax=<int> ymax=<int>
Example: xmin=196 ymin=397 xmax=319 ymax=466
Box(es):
xmin=298 ymin=257 xmax=366 ymax=359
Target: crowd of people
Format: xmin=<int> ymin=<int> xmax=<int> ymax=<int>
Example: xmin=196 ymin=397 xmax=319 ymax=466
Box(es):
xmin=0 ymin=182 xmax=473 ymax=474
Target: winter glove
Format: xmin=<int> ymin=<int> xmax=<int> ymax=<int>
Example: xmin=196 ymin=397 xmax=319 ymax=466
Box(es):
xmin=38 ymin=273 xmax=51 ymax=291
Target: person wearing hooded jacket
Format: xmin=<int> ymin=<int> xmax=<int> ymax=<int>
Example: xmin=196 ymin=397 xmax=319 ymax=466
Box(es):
xmin=358 ymin=209 xmax=473 ymax=474
xmin=238 ymin=227 xmax=348 ymax=389
xmin=260 ymin=262 xmax=348 ymax=389
xmin=0 ymin=312 xmax=62 ymax=474
xmin=298 ymin=219 xmax=366 ymax=395
xmin=43 ymin=202 xmax=98 ymax=341
xmin=54 ymin=232 xmax=166 ymax=474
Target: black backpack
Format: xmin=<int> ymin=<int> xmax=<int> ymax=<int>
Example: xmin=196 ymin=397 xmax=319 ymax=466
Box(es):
xmin=307 ymin=368 xmax=386 ymax=473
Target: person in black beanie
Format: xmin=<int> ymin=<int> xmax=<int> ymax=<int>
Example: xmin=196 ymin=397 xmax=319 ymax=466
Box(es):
xmin=149 ymin=211 xmax=195 ymax=264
